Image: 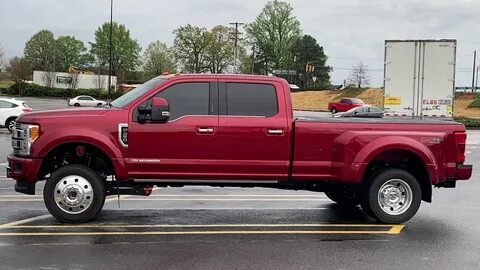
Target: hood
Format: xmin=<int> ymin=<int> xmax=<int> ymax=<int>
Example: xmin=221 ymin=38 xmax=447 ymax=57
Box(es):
xmin=18 ymin=108 xmax=111 ymax=123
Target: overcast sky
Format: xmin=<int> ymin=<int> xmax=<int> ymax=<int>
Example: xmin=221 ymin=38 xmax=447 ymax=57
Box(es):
xmin=1 ymin=0 xmax=479 ymax=86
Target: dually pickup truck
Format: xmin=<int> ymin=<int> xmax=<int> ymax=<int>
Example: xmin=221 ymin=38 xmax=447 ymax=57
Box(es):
xmin=7 ymin=74 xmax=472 ymax=224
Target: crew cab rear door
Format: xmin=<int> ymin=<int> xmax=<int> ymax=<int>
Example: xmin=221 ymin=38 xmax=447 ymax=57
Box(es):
xmin=216 ymin=80 xmax=290 ymax=180
xmin=127 ymin=80 xmax=219 ymax=178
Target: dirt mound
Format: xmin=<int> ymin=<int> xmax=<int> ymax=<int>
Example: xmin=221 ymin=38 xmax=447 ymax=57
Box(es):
xmin=291 ymin=90 xmax=339 ymax=111
xmin=356 ymin=88 xmax=383 ymax=107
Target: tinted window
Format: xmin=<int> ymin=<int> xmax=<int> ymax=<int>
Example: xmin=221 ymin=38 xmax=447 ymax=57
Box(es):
xmin=341 ymin=99 xmax=351 ymax=104
xmin=351 ymin=98 xmax=364 ymax=104
xmin=0 ymin=100 xmax=14 ymax=108
xmin=156 ymin=82 xmax=210 ymax=120
xmin=225 ymin=83 xmax=278 ymax=117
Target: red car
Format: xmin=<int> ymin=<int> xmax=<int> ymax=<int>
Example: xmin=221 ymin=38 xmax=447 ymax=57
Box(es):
xmin=7 ymin=74 xmax=472 ymax=224
xmin=328 ymin=97 xmax=365 ymax=113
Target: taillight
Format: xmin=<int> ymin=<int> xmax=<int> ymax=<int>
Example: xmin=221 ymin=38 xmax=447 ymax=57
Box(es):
xmin=22 ymin=108 xmax=32 ymax=113
xmin=454 ymin=131 xmax=466 ymax=163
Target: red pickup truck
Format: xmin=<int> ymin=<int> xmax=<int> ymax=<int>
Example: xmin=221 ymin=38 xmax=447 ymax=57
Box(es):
xmin=7 ymin=74 xmax=472 ymax=224
xmin=328 ymin=97 xmax=365 ymax=113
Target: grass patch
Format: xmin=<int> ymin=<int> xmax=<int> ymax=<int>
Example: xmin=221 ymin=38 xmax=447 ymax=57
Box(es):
xmin=467 ymin=95 xmax=480 ymax=108
xmin=455 ymin=117 xmax=480 ymax=127
xmin=333 ymin=88 xmax=367 ymax=100
xmin=0 ymin=80 xmax=15 ymax=89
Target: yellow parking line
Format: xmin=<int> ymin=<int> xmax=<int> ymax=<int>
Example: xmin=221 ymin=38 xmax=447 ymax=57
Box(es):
xmin=0 ymin=229 xmax=403 ymax=236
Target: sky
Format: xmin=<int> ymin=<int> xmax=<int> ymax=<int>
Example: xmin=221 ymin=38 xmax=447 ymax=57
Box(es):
xmin=1 ymin=0 xmax=479 ymax=86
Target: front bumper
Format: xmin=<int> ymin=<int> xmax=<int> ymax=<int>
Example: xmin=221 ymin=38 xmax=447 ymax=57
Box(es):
xmin=6 ymin=154 xmax=42 ymax=183
xmin=456 ymin=164 xmax=473 ymax=180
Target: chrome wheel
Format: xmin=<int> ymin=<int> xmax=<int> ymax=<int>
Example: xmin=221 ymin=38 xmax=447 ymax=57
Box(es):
xmin=54 ymin=175 xmax=94 ymax=214
xmin=377 ymin=178 xmax=413 ymax=215
xmin=7 ymin=119 xmax=15 ymax=133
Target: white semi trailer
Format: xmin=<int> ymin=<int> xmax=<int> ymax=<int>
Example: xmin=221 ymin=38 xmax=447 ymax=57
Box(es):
xmin=383 ymin=40 xmax=456 ymax=118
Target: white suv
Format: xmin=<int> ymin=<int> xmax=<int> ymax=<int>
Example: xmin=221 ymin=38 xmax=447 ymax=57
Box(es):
xmin=0 ymin=98 xmax=32 ymax=133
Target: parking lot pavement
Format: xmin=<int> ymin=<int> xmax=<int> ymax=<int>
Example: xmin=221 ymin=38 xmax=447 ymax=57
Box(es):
xmin=0 ymin=115 xmax=479 ymax=269
xmin=3 ymin=96 xmax=70 ymax=111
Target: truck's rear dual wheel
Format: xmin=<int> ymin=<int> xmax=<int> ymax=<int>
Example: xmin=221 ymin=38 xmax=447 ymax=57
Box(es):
xmin=44 ymin=164 xmax=106 ymax=223
xmin=361 ymin=169 xmax=421 ymax=224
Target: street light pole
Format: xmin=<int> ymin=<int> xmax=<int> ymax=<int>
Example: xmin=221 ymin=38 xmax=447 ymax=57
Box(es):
xmin=107 ymin=0 xmax=113 ymax=101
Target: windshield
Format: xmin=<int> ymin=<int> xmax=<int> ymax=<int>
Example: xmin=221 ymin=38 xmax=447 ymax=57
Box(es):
xmin=351 ymin=98 xmax=364 ymax=104
xmin=110 ymin=76 xmax=168 ymax=108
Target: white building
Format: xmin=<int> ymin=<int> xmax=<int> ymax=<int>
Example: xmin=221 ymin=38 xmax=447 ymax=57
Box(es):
xmin=33 ymin=71 xmax=117 ymax=91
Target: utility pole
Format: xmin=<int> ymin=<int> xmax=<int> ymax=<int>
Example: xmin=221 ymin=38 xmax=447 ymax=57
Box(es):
xmin=472 ymin=50 xmax=476 ymax=92
xmin=108 ymin=0 xmax=113 ymax=101
xmin=476 ymin=65 xmax=479 ymax=91
xmin=230 ymin=22 xmax=244 ymax=74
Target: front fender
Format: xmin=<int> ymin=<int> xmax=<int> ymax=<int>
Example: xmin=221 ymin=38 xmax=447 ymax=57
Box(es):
xmin=31 ymin=128 xmax=128 ymax=180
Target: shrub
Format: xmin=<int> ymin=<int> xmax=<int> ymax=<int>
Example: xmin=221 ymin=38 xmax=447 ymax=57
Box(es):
xmin=5 ymin=83 xmax=125 ymax=100
xmin=467 ymin=95 xmax=480 ymax=108
xmin=455 ymin=117 xmax=480 ymax=128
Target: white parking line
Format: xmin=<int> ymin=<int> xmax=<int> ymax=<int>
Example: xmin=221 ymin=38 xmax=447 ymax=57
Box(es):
xmin=0 ymin=163 xmax=8 ymax=166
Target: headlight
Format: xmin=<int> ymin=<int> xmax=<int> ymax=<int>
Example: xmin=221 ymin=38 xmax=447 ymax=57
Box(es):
xmin=12 ymin=124 xmax=40 ymax=156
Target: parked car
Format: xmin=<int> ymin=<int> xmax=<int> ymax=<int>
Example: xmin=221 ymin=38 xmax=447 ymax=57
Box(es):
xmin=328 ymin=98 xmax=365 ymax=113
xmin=333 ymin=105 xmax=384 ymax=118
xmin=67 ymin=96 xmax=106 ymax=107
xmin=0 ymin=98 xmax=32 ymax=133
xmin=8 ymin=74 xmax=472 ymax=224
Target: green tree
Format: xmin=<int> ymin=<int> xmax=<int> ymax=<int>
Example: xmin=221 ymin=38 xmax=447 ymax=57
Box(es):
xmin=6 ymin=57 xmax=31 ymax=95
xmin=24 ymin=30 xmax=56 ymax=71
xmin=143 ymin=41 xmax=176 ymax=77
xmin=90 ymin=22 xmax=141 ymax=78
xmin=56 ymin=36 xmax=92 ymax=72
xmin=246 ymin=0 xmax=301 ymax=74
xmin=173 ymin=24 xmax=211 ymax=73
xmin=206 ymin=25 xmax=234 ymax=73
xmin=293 ymin=35 xmax=331 ymax=88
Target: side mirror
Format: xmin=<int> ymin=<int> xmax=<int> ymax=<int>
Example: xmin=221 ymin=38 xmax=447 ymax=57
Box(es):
xmin=151 ymin=97 xmax=170 ymax=122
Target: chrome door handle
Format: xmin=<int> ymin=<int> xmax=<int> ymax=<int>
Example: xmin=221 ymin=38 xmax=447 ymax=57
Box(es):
xmin=267 ymin=129 xmax=284 ymax=135
xmin=197 ymin=127 xmax=214 ymax=134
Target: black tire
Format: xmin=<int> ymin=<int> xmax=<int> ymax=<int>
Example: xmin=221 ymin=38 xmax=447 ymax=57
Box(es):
xmin=74 ymin=103 xmax=80 ymax=107
xmin=361 ymin=169 xmax=422 ymax=224
xmin=43 ymin=164 xmax=106 ymax=223
xmin=331 ymin=107 xmax=337 ymax=114
xmin=6 ymin=118 xmax=16 ymax=133
xmin=97 ymin=103 xmax=103 ymax=107
xmin=325 ymin=190 xmax=359 ymax=206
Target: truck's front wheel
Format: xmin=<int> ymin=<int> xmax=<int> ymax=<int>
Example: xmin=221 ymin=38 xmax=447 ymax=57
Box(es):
xmin=44 ymin=164 xmax=106 ymax=223
xmin=361 ymin=169 xmax=421 ymax=224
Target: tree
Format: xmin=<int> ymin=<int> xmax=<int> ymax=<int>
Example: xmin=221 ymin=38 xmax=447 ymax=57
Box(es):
xmin=246 ymin=0 xmax=301 ymax=74
xmin=173 ymin=24 xmax=211 ymax=73
xmin=56 ymin=36 xmax=91 ymax=72
xmin=143 ymin=41 xmax=176 ymax=77
xmin=347 ymin=62 xmax=370 ymax=88
xmin=24 ymin=30 xmax=56 ymax=71
xmin=6 ymin=57 xmax=31 ymax=95
xmin=0 ymin=44 xmax=5 ymax=71
xmin=293 ymin=35 xmax=332 ymax=88
xmin=41 ymin=71 xmax=56 ymax=88
xmin=206 ymin=25 xmax=234 ymax=73
xmin=90 ymin=22 xmax=141 ymax=78
xmin=67 ymin=72 xmax=81 ymax=93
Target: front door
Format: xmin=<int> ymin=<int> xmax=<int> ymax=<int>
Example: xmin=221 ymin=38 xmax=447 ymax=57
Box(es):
xmin=216 ymin=81 xmax=290 ymax=180
xmin=128 ymin=81 xmax=218 ymax=179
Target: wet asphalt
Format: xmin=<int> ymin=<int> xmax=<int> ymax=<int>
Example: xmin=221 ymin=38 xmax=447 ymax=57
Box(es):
xmin=0 ymin=98 xmax=479 ymax=270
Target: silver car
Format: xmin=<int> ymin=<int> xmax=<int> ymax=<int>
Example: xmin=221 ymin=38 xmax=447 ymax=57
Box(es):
xmin=333 ymin=105 xmax=384 ymax=118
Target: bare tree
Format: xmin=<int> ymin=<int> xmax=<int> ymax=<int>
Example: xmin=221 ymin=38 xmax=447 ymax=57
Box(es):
xmin=347 ymin=62 xmax=370 ymax=88
xmin=6 ymin=57 xmax=31 ymax=95
xmin=41 ymin=71 xmax=56 ymax=88
xmin=68 ymin=72 xmax=80 ymax=91
xmin=92 ymin=74 xmax=106 ymax=90
xmin=0 ymin=44 xmax=5 ymax=72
